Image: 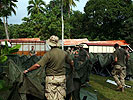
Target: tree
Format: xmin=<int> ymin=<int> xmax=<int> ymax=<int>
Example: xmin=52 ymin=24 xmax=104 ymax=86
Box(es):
xmin=27 ymin=0 xmax=46 ymax=15
xmin=0 ymin=20 xmax=5 ymax=39
xmin=84 ymin=0 xmax=133 ymax=42
xmin=0 ymin=0 xmax=18 ymax=39
xmin=46 ymin=0 xmax=79 ymax=49
xmin=64 ymin=0 xmax=79 ymax=17
xmin=8 ymin=3 xmax=73 ymax=40
xmin=61 ymin=0 xmax=79 ymax=50
xmin=69 ymin=11 xmax=85 ymax=38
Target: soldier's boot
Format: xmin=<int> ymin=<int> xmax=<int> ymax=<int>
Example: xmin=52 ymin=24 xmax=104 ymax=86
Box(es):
xmin=116 ymin=85 xmax=122 ymax=91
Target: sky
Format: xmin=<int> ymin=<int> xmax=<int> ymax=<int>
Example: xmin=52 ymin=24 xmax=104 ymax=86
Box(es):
xmin=8 ymin=0 xmax=88 ymax=24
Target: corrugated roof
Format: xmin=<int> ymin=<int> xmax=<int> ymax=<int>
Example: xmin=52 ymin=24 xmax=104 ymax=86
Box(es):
xmin=0 ymin=38 xmax=45 ymax=43
xmin=86 ymin=40 xmax=129 ymax=46
xmin=0 ymin=38 xmax=128 ymax=46
xmin=11 ymin=38 xmax=40 ymax=41
xmin=64 ymin=38 xmax=89 ymax=46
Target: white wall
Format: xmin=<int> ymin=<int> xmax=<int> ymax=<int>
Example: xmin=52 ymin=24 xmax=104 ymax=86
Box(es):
xmin=89 ymin=46 xmax=115 ymax=53
xmin=11 ymin=42 xmax=49 ymax=51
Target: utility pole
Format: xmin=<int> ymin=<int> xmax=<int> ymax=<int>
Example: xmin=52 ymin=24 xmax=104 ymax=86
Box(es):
xmin=61 ymin=0 xmax=64 ymax=50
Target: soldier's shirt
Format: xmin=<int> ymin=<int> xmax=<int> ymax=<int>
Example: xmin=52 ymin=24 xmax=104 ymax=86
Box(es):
xmin=30 ymin=49 xmax=36 ymax=55
xmin=78 ymin=49 xmax=88 ymax=61
xmin=37 ymin=48 xmax=72 ymax=76
xmin=114 ymin=48 xmax=128 ymax=67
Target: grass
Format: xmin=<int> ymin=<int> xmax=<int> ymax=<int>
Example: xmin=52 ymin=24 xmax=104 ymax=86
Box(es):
xmin=85 ymin=74 xmax=133 ymax=100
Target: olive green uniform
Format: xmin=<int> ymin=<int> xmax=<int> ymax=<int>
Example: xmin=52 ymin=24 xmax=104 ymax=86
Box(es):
xmin=78 ymin=49 xmax=89 ymax=65
xmin=37 ymin=48 xmax=72 ymax=100
xmin=29 ymin=49 xmax=36 ymax=55
xmin=111 ymin=48 xmax=128 ymax=87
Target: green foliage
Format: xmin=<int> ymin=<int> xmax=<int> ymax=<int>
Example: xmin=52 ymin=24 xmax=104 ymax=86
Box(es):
xmin=27 ymin=0 xmax=46 ymax=15
xmin=8 ymin=44 xmax=21 ymax=54
xmin=69 ymin=11 xmax=85 ymax=38
xmin=0 ymin=80 xmax=6 ymax=91
xmin=0 ymin=41 xmax=21 ymax=55
xmin=0 ymin=41 xmax=21 ymax=99
xmin=84 ymin=0 xmax=133 ymax=42
xmin=0 ymin=56 xmax=7 ymax=64
xmin=4 ymin=0 xmax=133 ymax=46
xmin=0 ymin=0 xmax=18 ymax=17
xmin=0 ymin=22 xmax=5 ymax=39
xmin=9 ymin=2 xmax=73 ymax=40
xmin=0 ymin=0 xmax=18 ymax=40
xmin=0 ymin=41 xmax=21 ymax=63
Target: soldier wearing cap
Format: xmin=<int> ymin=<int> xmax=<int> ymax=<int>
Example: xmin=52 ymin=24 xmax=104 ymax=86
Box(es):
xmin=66 ymin=47 xmax=71 ymax=54
xmin=24 ymin=35 xmax=74 ymax=100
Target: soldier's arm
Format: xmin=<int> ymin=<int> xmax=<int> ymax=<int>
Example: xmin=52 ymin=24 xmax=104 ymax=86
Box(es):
xmin=112 ymin=51 xmax=117 ymax=65
xmin=87 ymin=53 xmax=89 ymax=59
xmin=125 ymin=51 xmax=130 ymax=62
xmin=70 ymin=60 xmax=74 ymax=69
xmin=84 ymin=49 xmax=89 ymax=59
xmin=66 ymin=54 xmax=74 ymax=69
xmin=114 ymin=57 xmax=117 ymax=62
xmin=35 ymin=51 xmax=37 ymax=55
xmin=29 ymin=51 xmax=32 ymax=56
xmin=24 ymin=53 xmax=49 ymax=74
xmin=23 ymin=64 xmax=40 ymax=74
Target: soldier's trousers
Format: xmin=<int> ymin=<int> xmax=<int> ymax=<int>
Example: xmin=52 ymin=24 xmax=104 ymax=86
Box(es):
xmin=45 ymin=75 xmax=66 ymax=100
xmin=111 ymin=65 xmax=126 ymax=87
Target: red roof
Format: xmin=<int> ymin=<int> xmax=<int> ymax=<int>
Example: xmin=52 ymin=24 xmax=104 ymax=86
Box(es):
xmin=11 ymin=38 xmax=40 ymax=41
xmin=0 ymin=38 xmax=45 ymax=43
xmin=64 ymin=38 xmax=89 ymax=46
xmin=86 ymin=40 xmax=129 ymax=46
xmin=0 ymin=38 xmax=128 ymax=46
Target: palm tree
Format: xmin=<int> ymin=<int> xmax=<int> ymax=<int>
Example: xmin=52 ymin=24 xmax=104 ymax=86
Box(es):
xmin=0 ymin=0 xmax=17 ymax=39
xmin=61 ymin=0 xmax=79 ymax=50
xmin=64 ymin=0 xmax=79 ymax=17
xmin=27 ymin=0 xmax=46 ymax=15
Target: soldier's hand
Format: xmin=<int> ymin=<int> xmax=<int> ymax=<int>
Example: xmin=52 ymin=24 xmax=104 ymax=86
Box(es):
xmin=23 ymin=69 xmax=29 ymax=74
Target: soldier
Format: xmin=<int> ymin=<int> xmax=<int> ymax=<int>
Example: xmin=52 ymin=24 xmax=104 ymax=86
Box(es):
xmin=73 ymin=45 xmax=79 ymax=58
xmin=111 ymin=43 xmax=130 ymax=92
xmin=29 ymin=46 xmax=37 ymax=56
xmin=24 ymin=35 xmax=74 ymax=100
xmin=78 ymin=44 xmax=89 ymax=65
xmin=66 ymin=47 xmax=71 ymax=54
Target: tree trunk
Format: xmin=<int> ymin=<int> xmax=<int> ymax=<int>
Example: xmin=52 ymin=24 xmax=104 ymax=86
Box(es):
xmin=61 ymin=0 xmax=64 ymax=50
xmin=68 ymin=6 xmax=71 ymax=38
xmin=68 ymin=6 xmax=70 ymax=18
xmin=3 ymin=17 xmax=9 ymax=39
xmin=6 ymin=16 xmax=9 ymax=38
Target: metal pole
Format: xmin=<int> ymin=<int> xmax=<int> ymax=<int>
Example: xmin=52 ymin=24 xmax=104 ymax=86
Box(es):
xmin=61 ymin=0 xmax=64 ymax=50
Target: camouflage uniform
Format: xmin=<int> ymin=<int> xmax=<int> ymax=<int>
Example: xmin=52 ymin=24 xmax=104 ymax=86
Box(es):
xmin=111 ymin=48 xmax=128 ymax=88
xmin=111 ymin=65 xmax=126 ymax=87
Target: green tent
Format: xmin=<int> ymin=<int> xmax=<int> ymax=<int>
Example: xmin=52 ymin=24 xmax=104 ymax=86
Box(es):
xmin=1 ymin=55 xmax=97 ymax=100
